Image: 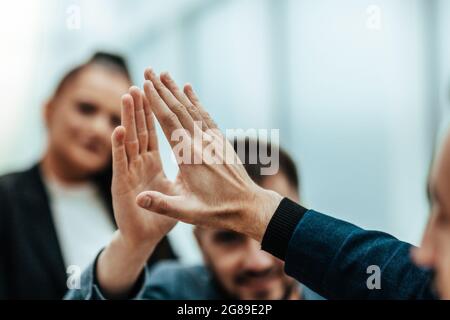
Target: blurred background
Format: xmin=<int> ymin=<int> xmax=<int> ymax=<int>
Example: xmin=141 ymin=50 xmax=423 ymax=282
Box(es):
xmin=0 ymin=0 xmax=449 ymax=264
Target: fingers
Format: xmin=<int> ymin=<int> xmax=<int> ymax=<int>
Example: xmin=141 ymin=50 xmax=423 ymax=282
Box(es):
xmin=121 ymin=94 xmax=139 ymax=161
xmin=111 ymin=126 xmax=128 ymax=176
xmin=143 ymin=78 xmax=187 ymax=149
xmin=160 ymin=72 xmax=206 ymax=130
xmin=129 ymin=86 xmax=148 ymax=154
xmin=136 ymin=191 xmax=189 ymax=220
xmin=142 ymin=94 xmax=159 ymax=151
xmin=183 ymin=83 xmax=218 ymax=130
xmin=144 ymin=68 xmax=195 ymax=135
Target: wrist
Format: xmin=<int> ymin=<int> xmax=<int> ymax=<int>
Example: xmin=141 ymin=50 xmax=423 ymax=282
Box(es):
xmin=244 ymin=186 xmax=283 ymax=242
xmin=96 ymin=231 xmax=156 ymax=299
xmin=118 ymin=230 xmax=160 ymax=254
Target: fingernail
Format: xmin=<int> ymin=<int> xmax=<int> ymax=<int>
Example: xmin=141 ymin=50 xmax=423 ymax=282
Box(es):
xmin=121 ymin=94 xmax=130 ymax=103
xmin=129 ymin=86 xmax=138 ymax=96
xmin=116 ymin=126 xmax=125 ymax=139
xmin=145 ymin=68 xmax=156 ymax=79
xmin=144 ymin=80 xmax=154 ymax=89
xmin=138 ymin=195 xmax=152 ymax=208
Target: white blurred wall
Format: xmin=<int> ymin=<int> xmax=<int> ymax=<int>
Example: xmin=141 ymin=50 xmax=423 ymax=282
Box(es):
xmin=0 ymin=0 xmax=448 ymax=263
xmin=286 ymin=0 xmax=437 ymax=245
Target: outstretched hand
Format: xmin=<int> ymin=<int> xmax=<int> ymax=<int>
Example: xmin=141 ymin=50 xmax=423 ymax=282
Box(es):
xmin=111 ymin=86 xmax=180 ymax=248
xmin=136 ymin=69 xmax=282 ymax=242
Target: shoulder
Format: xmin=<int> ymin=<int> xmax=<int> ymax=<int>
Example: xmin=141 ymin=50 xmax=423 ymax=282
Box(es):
xmin=149 ymin=261 xmax=210 ymax=285
xmin=302 ymin=284 xmax=326 ymax=300
xmin=0 ymin=168 xmax=29 ymax=209
xmin=0 ymin=165 xmax=42 ymax=222
xmin=0 ymin=165 xmax=38 ymax=191
xmin=144 ymin=262 xmax=215 ymax=299
xmin=0 ymin=167 xmax=32 ymax=238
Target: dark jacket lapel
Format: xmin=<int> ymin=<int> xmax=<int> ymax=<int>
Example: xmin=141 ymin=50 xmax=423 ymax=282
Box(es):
xmin=20 ymin=164 xmax=68 ymax=293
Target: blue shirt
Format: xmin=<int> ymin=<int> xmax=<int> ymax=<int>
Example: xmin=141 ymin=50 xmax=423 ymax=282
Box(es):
xmin=65 ymin=259 xmax=323 ymax=300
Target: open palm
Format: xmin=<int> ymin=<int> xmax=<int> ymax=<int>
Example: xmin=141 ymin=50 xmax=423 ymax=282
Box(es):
xmin=111 ymin=87 xmax=179 ymax=247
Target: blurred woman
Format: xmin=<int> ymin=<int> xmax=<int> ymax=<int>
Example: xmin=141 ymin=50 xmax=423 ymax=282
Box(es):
xmin=0 ymin=53 xmax=176 ymax=299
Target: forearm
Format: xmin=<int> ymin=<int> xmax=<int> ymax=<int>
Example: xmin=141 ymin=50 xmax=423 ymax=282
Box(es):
xmin=96 ymin=230 xmax=160 ymax=299
xmin=261 ymin=198 xmax=435 ymax=299
xmin=245 ymin=187 xmax=283 ymax=242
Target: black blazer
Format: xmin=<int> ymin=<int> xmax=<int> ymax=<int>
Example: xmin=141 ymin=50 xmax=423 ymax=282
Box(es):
xmin=0 ymin=164 xmax=176 ymax=299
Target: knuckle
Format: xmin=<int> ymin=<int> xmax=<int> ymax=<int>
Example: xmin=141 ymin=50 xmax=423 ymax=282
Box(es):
xmin=154 ymin=81 xmax=164 ymax=91
xmin=171 ymin=103 xmax=185 ymax=114
xmin=162 ymin=112 xmax=178 ymax=126
xmin=156 ymin=197 xmax=167 ymax=212
xmin=168 ymin=80 xmax=178 ymax=90
xmin=186 ymin=103 xmax=198 ymax=115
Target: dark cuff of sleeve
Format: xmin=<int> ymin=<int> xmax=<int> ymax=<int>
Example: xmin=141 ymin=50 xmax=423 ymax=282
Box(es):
xmin=261 ymin=197 xmax=308 ymax=261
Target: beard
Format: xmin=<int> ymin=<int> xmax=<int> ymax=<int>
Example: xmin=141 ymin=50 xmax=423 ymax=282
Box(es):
xmin=207 ymin=260 xmax=297 ymax=300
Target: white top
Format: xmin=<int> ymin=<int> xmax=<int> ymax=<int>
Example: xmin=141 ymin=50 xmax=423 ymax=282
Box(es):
xmin=44 ymin=177 xmax=115 ymax=271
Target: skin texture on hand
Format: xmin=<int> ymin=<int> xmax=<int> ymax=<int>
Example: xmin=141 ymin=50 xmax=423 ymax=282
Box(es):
xmin=110 ymin=87 xmax=180 ymax=247
xmin=97 ymin=87 xmax=180 ymax=298
xmin=136 ymin=69 xmax=283 ymax=242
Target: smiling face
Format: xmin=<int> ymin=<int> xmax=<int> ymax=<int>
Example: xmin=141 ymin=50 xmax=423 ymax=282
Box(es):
xmin=195 ymin=172 xmax=300 ymax=300
xmin=413 ymin=132 xmax=450 ymax=299
xmin=45 ymin=64 xmax=130 ymax=180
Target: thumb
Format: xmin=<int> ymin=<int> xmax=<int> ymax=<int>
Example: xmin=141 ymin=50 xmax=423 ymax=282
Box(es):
xmin=136 ymin=191 xmax=188 ymax=220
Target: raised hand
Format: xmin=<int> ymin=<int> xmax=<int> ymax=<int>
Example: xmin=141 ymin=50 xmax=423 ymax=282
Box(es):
xmin=136 ymin=69 xmax=282 ymax=242
xmin=97 ymin=86 xmax=182 ymax=298
xmin=111 ymin=86 xmax=179 ymax=248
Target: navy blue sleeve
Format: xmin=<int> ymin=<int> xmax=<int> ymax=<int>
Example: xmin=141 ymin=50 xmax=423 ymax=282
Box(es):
xmin=261 ymin=198 xmax=436 ymax=300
